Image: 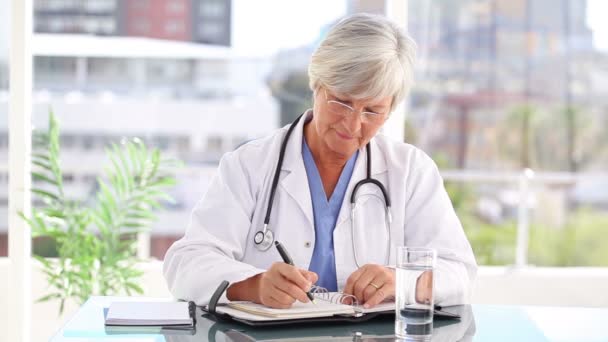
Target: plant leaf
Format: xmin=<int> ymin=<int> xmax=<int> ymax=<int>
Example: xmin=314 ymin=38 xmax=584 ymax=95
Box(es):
xmin=31 ymin=189 xmax=61 ymax=203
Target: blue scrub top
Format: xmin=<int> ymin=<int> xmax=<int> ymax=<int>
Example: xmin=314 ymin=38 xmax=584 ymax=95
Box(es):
xmin=302 ymin=137 xmax=358 ymax=291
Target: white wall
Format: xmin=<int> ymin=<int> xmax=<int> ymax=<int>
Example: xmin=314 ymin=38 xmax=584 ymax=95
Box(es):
xmin=473 ymin=266 xmax=608 ymax=307
xmin=1 ymin=259 xmax=608 ymax=341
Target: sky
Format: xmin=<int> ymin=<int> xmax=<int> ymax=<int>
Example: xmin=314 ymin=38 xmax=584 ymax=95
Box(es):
xmin=587 ymin=0 xmax=608 ymax=51
xmin=230 ymin=0 xmax=608 ymax=56
xmin=0 ymin=0 xmax=607 ymax=59
xmin=231 ymin=0 xmax=346 ymax=57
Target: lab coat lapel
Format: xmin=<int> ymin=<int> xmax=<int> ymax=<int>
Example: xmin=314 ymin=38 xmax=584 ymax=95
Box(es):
xmin=279 ymin=110 xmax=314 ymax=229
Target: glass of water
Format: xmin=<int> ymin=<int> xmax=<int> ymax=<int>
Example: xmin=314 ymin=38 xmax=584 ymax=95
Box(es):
xmin=395 ymin=246 xmax=437 ymax=341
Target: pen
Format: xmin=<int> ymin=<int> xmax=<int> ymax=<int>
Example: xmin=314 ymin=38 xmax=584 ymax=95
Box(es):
xmin=274 ymin=240 xmax=316 ymax=304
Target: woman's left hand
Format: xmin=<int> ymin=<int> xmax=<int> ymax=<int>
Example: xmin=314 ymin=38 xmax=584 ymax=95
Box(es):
xmin=343 ymin=264 xmax=395 ymax=308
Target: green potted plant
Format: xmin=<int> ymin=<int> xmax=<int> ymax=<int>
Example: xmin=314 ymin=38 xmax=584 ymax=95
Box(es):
xmin=22 ymin=112 xmax=181 ymax=314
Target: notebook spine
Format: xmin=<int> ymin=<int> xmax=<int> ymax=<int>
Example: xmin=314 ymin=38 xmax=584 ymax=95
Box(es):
xmin=309 ymin=285 xmax=359 ymax=306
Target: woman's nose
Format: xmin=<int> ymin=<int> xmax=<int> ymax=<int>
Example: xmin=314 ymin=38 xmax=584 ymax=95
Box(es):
xmin=342 ymin=110 xmax=362 ymax=135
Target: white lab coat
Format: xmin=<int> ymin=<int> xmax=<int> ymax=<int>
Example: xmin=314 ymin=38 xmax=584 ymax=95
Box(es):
xmin=163 ymin=111 xmax=477 ymax=306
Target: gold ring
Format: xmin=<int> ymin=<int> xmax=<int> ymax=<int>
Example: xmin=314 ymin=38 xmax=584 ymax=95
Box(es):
xmin=368 ymin=282 xmax=381 ymax=290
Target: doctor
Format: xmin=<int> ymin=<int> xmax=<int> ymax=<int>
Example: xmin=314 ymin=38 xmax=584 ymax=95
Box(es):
xmin=163 ymin=13 xmax=477 ymax=309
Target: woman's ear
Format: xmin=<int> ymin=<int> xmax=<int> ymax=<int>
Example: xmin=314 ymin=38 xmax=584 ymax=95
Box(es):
xmin=312 ymin=86 xmax=321 ymax=99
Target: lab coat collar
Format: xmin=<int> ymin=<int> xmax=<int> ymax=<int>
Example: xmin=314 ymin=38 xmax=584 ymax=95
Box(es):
xmin=280 ymin=109 xmax=388 ymax=176
xmin=279 ymin=109 xmax=389 ymax=230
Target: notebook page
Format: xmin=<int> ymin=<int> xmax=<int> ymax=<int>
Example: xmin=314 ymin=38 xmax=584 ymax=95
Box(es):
xmin=217 ymin=305 xmax=353 ymax=321
xmin=227 ymin=300 xmax=355 ymax=319
xmin=314 ymin=291 xmax=394 ymax=314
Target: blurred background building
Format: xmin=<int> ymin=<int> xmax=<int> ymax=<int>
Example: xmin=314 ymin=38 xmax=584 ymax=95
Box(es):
xmin=34 ymin=0 xmax=231 ymax=45
xmin=407 ymin=0 xmax=606 ymax=172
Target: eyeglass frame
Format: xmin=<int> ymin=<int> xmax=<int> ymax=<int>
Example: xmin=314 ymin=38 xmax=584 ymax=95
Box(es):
xmin=322 ymin=89 xmax=389 ymax=124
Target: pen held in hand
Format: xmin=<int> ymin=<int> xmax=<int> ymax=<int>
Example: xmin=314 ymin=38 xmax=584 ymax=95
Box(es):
xmin=274 ymin=240 xmax=316 ymax=304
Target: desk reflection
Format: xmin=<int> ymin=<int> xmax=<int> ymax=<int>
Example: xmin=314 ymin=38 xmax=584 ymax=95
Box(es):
xmin=161 ymin=305 xmax=475 ymax=342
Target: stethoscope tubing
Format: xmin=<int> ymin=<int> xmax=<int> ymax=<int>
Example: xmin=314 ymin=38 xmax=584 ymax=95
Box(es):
xmin=255 ymin=111 xmax=392 ymax=267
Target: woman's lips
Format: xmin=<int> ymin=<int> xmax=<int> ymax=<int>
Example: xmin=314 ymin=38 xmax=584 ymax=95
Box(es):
xmin=336 ymin=130 xmax=354 ymax=140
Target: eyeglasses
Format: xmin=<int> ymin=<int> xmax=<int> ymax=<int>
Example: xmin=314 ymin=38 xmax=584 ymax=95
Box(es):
xmin=324 ymin=89 xmax=387 ymax=124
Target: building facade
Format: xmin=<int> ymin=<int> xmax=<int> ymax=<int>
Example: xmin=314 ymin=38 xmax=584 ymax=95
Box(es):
xmin=34 ymin=0 xmax=232 ymax=45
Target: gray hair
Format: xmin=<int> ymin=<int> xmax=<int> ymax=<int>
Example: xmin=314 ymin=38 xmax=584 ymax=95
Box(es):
xmin=308 ymin=13 xmax=416 ymax=112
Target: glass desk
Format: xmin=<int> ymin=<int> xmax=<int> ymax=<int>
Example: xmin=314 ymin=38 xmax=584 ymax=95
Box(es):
xmin=50 ymin=296 xmax=608 ymax=341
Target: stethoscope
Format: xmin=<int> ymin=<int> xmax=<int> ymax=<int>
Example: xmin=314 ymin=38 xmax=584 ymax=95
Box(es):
xmin=253 ymin=111 xmax=392 ymax=267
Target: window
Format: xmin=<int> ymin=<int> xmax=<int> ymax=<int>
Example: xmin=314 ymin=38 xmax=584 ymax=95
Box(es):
xmin=407 ymin=0 xmax=608 ymax=266
xmin=132 ymin=19 xmax=150 ymax=33
xmin=167 ymin=1 xmax=185 ymax=14
xmin=164 ymin=20 xmax=184 ymax=35
xmin=88 ymin=58 xmax=130 ymax=85
xmin=176 ymin=135 xmax=190 ymax=153
xmin=98 ymin=18 xmax=117 ymax=34
xmin=199 ymin=1 xmax=225 ymax=17
xmin=60 ymin=134 xmax=76 ymax=149
xmin=146 ymin=59 xmax=193 ymax=86
xmin=48 ymin=18 xmax=66 ymax=32
xmin=85 ymin=0 xmax=117 ymax=12
xmin=205 ymin=136 xmax=223 ymax=154
xmin=130 ymin=0 xmax=149 ymax=10
xmin=198 ymin=22 xmax=223 ymax=37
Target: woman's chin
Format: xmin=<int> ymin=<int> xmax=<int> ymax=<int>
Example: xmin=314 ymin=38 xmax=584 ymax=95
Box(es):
xmin=326 ymin=140 xmax=359 ymax=158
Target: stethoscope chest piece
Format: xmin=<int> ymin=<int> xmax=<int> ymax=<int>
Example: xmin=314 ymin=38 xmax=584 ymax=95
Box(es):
xmin=254 ymin=225 xmax=274 ymax=251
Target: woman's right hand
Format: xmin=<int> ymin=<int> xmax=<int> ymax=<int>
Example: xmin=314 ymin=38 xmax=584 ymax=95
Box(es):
xmin=256 ymin=262 xmax=318 ymax=308
xmin=226 ymin=262 xmax=318 ymax=309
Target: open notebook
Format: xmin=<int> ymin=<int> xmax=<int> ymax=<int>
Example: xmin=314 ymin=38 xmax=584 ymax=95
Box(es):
xmin=211 ymin=288 xmax=395 ymax=324
xmin=205 ymin=281 xmax=460 ymax=326
xmin=225 ymin=298 xmax=395 ymax=320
